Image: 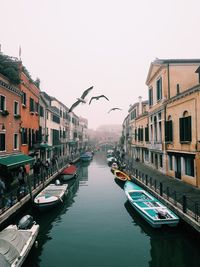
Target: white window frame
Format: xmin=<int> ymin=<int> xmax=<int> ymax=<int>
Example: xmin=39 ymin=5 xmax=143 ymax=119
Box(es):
xmin=0 ymin=94 xmax=6 ymax=111
xmin=14 ymin=101 xmax=19 ymax=115
xmin=14 ymin=133 xmax=19 ymax=150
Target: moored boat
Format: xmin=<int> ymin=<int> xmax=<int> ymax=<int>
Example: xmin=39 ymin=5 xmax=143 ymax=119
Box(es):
xmin=114 ymin=169 xmax=131 ymax=182
xmin=60 ymin=164 xmax=78 ymax=181
xmin=111 ymin=162 xmax=119 ymax=173
xmin=80 ymin=152 xmax=93 ymax=162
xmin=0 ymin=215 xmax=39 ymax=267
xmin=124 ymin=180 xmax=179 ymax=228
xmin=34 ymin=180 xmax=68 ymax=211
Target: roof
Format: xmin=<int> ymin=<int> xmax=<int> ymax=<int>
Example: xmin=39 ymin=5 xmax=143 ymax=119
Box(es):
xmin=0 ymin=154 xmax=34 ymax=169
xmin=146 ymin=58 xmax=200 ymax=84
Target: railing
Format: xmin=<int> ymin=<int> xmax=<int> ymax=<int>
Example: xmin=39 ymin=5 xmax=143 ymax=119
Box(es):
xmin=0 ymin=154 xmax=80 ymax=216
xmin=125 ymin=160 xmax=200 ymax=223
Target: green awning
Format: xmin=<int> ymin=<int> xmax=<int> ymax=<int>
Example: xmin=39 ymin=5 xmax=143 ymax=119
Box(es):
xmin=40 ymin=143 xmax=52 ymax=149
xmin=0 ymin=154 xmax=34 ymax=169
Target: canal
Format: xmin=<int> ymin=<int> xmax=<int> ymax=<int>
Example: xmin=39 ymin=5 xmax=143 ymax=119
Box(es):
xmin=24 ymin=152 xmax=200 ymax=267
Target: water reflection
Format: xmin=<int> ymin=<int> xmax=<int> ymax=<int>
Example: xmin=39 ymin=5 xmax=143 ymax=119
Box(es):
xmin=124 ymin=200 xmax=200 ymax=267
xmin=24 ymin=177 xmax=80 ymax=267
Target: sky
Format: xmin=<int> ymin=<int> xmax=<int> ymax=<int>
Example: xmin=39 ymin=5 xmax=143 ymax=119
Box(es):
xmin=0 ymin=0 xmax=200 ymax=130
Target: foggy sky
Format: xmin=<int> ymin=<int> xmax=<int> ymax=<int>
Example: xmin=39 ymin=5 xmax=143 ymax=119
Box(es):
xmin=0 ymin=0 xmax=200 ymax=129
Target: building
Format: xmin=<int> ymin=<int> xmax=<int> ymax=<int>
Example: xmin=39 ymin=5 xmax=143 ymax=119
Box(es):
xmin=19 ymin=66 xmax=41 ymax=158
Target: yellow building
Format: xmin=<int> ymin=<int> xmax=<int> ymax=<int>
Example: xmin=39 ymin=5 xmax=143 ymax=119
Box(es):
xmin=146 ymin=59 xmax=200 ymax=186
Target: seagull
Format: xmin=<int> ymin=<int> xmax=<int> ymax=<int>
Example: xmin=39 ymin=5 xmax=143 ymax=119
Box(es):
xmin=89 ymin=95 xmax=109 ymax=105
xmin=68 ymin=86 xmax=93 ymax=113
xmin=108 ymin=107 xmax=122 ymax=113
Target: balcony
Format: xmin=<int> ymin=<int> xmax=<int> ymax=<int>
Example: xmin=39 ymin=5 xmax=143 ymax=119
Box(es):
xmin=146 ymin=140 xmax=163 ymax=151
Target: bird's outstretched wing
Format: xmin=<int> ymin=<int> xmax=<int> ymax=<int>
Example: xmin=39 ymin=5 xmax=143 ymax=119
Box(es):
xmin=89 ymin=95 xmax=109 ymax=105
xmin=108 ymin=107 xmax=122 ymax=113
xmin=81 ymin=86 xmax=93 ymax=99
xmin=99 ymin=95 xmax=109 ymax=101
xmin=89 ymin=97 xmax=96 ymax=105
xmin=68 ymin=100 xmax=81 ymax=113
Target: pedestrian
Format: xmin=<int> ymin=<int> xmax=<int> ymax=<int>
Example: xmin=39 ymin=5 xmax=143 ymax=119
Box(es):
xmin=0 ymin=177 xmax=6 ymax=209
xmin=18 ymin=167 xmax=25 ymax=187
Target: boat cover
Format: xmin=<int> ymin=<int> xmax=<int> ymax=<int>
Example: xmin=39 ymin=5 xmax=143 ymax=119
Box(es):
xmin=0 ymin=228 xmax=31 ymax=266
xmin=61 ymin=165 xmax=77 ymax=175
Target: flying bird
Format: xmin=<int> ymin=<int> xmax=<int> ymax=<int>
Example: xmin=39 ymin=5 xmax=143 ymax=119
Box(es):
xmin=108 ymin=107 xmax=122 ymax=113
xmin=68 ymin=86 xmax=93 ymax=113
xmin=89 ymin=95 xmax=109 ymax=105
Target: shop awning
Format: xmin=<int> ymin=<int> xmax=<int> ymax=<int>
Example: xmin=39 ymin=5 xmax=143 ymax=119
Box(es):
xmin=0 ymin=154 xmax=34 ymax=169
xmin=40 ymin=143 xmax=52 ymax=149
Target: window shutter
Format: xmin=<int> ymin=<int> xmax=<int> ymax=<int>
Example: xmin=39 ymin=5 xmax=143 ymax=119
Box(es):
xmin=145 ymin=127 xmax=149 ymax=141
xmin=186 ymin=116 xmax=192 ymax=141
xmin=179 ymin=118 xmax=184 ymax=142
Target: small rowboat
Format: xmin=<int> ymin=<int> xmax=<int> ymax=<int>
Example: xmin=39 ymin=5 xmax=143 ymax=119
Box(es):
xmin=34 ymin=180 xmax=68 ymax=211
xmin=124 ymin=180 xmax=179 ymax=228
xmin=60 ymin=164 xmax=78 ymax=181
xmin=114 ymin=169 xmax=131 ymax=182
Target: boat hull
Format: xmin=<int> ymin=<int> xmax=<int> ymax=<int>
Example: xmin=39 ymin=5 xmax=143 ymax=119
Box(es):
xmin=114 ymin=170 xmax=130 ymax=182
xmin=124 ymin=181 xmax=179 ymax=228
xmin=34 ymin=184 xmax=68 ymax=211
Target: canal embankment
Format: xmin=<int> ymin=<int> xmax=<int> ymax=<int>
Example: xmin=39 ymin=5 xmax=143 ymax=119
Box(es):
xmin=125 ymin=159 xmax=200 ymax=233
xmin=0 ymin=156 xmax=80 ymax=227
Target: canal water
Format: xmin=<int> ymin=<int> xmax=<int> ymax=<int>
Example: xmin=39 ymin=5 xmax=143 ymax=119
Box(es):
xmin=24 ymin=152 xmax=200 ymax=267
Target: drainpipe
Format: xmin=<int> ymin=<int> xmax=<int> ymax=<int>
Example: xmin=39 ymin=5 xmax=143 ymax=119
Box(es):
xmin=164 ymin=63 xmax=170 ymax=172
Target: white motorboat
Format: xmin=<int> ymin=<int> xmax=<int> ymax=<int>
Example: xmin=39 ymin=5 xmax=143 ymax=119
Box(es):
xmin=34 ymin=180 xmax=68 ymax=211
xmin=0 ymin=215 xmax=39 ymax=267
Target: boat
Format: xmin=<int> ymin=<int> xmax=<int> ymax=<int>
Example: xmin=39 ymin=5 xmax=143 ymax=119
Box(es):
xmin=111 ymin=162 xmax=119 ymax=173
xmin=80 ymin=152 xmax=93 ymax=162
xmin=60 ymin=164 xmax=78 ymax=181
xmin=107 ymin=156 xmax=117 ymax=165
xmin=114 ymin=169 xmax=131 ymax=182
xmin=124 ymin=180 xmax=179 ymax=228
xmin=34 ymin=180 xmax=68 ymax=210
xmin=0 ymin=215 xmax=39 ymax=267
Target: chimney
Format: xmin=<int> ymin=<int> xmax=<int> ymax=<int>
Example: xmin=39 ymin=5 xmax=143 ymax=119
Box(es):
xmin=138 ymin=96 xmax=142 ymax=116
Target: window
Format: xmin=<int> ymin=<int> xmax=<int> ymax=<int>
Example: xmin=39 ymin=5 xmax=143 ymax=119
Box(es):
xmin=14 ymin=133 xmax=19 ymax=149
xmin=185 ymin=156 xmax=194 ymax=177
xmin=21 ymin=128 xmax=28 ymax=144
xmin=22 ymin=92 xmax=26 ymax=106
xmin=145 ymin=125 xmax=149 ymax=141
xmin=0 ymin=95 xmax=6 ymax=111
xmin=156 ymin=77 xmax=162 ymax=101
xmin=0 ymin=133 xmax=5 ymax=151
xmin=159 ymin=154 xmax=163 ymax=168
xmin=179 ymin=114 xmax=192 ymax=142
xmin=149 ymin=88 xmax=153 ymax=106
xmin=151 ymin=152 xmax=154 ymax=164
xmin=14 ymin=101 xmax=19 ymax=115
xmin=35 ymin=102 xmax=39 ymax=113
xmin=168 ymin=155 xmax=173 ymax=170
xmin=154 ymin=116 xmax=157 ymax=141
xmin=165 ymin=117 xmax=173 ymax=142
xmin=39 ymin=106 xmax=44 ymax=117
xmin=131 ymin=109 xmax=136 ymax=120
xmin=46 ymin=111 xmax=49 ymax=120
xmin=30 ymin=98 xmax=34 ymax=112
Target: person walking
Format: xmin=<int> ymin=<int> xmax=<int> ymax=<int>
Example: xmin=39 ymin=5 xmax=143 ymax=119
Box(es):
xmin=0 ymin=177 xmax=6 ymax=209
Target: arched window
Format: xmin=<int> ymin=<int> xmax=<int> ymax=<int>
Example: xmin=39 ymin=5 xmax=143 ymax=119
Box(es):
xmin=179 ymin=111 xmax=192 ymax=142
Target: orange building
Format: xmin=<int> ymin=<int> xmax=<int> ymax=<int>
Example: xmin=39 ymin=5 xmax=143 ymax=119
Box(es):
xmin=19 ymin=68 xmax=41 ymax=157
xmin=0 ymin=73 xmax=21 ymax=155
